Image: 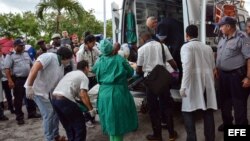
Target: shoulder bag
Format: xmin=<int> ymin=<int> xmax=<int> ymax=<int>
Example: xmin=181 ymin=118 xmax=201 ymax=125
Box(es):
xmin=143 ymin=43 xmax=172 ymax=95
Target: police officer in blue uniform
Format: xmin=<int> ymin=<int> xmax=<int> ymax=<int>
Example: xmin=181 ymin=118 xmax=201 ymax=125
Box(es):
xmin=4 ymin=39 xmax=40 ymax=125
xmin=216 ymin=16 xmax=250 ymax=131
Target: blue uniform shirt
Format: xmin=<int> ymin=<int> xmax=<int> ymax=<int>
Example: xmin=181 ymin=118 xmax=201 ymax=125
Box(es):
xmin=216 ymin=30 xmax=250 ymax=71
xmin=4 ymin=51 xmax=32 ymax=77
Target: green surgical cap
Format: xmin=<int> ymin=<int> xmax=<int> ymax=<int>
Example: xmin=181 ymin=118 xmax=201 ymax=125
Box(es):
xmin=100 ymin=39 xmax=113 ymax=55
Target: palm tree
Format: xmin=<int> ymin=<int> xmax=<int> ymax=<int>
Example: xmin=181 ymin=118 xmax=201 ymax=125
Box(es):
xmin=36 ymin=0 xmax=85 ymax=33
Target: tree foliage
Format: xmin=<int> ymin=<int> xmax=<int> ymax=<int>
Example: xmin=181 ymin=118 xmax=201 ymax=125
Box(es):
xmin=0 ymin=12 xmax=40 ymax=38
xmin=106 ymin=19 xmax=113 ymax=38
xmin=60 ymin=9 xmax=103 ymax=38
xmin=0 ymin=10 xmax=112 ymax=47
xmin=36 ymin=0 xmax=86 ymax=33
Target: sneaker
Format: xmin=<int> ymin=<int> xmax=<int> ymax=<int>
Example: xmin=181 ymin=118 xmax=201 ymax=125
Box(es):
xmin=169 ymin=131 xmax=178 ymax=141
xmin=17 ymin=119 xmax=25 ymax=125
xmin=0 ymin=115 xmax=9 ymax=121
xmin=86 ymin=121 xmax=95 ymax=128
xmin=146 ymin=134 xmax=162 ymax=141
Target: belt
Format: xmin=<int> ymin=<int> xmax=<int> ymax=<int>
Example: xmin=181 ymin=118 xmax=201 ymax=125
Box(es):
xmin=52 ymin=95 xmax=67 ymax=100
xmin=220 ymin=66 xmax=246 ymax=74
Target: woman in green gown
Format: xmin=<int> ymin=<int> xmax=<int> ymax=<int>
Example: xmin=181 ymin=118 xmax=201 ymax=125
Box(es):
xmin=92 ymin=39 xmax=138 ymax=141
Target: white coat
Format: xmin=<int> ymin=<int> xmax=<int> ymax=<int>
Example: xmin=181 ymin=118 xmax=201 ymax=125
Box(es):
xmin=180 ymin=39 xmax=217 ymax=112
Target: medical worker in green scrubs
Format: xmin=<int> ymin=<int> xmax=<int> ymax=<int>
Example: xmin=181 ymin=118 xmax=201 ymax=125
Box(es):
xmin=93 ymin=39 xmax=138 ymax=141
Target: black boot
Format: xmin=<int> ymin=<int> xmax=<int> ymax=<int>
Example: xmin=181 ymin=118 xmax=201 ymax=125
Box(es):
xmin=146 ymin=128 xmax=162 ymax=141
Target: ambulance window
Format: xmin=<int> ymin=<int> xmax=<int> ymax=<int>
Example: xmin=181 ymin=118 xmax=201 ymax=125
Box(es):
xmin=206 ymin=24 xmax=217 ymax=37
xmin=238 ymin=15 xmax=246 ymax=31
xmin=206 ymin=5 xmax=216 ymax=37
xmin=206 ymin=5 xmax=214 ymax=22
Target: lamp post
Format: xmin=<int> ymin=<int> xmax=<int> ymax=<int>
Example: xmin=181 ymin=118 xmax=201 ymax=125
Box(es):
xmin=103 ymin=0 xmax=107 ymax=39
xmin=201 ymin=0 xmax=207 ymax=44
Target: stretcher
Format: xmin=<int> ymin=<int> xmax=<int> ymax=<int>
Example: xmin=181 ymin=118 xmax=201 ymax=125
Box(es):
xmin=86 ymin=62 xmax=182 ymax=111
xmin=87 ymin=76 xmax=182 ymax=112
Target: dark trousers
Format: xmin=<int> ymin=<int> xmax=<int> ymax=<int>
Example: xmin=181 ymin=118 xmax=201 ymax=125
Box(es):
xmin=219 ymin=69 xmax=250 ymax=125
xmin=146 ymin=88 xmax=175 ymax=137
xmin=2 ymin=80 xmax=14 ymax=111
xmin=13 ymin=78 xmax=37 ymax=121
xmin=0 ymin=106 xmax=4 ymax=118
xmin=183 ymin=110 xmax=215 ymax=141
xmin=52 ymin=98 xmax=86 ymax=141
xmin=160 ymin=100 xmax=167 ymax=124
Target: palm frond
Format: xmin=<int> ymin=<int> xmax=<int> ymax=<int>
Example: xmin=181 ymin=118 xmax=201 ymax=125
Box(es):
xmin=36 ymin=2 xmax=54 ymax=20
xmin=62 ymin=0 xmax=85 ymax=22
xmin=36 ymin=0 xmax=86 ymax=32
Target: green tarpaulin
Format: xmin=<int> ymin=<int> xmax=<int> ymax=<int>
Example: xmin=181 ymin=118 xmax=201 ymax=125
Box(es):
xmin=126 ymin=12 xmax=137 ymax=44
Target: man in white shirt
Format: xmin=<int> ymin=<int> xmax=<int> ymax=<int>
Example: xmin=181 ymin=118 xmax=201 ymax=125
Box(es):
xmin=52 ymin=60 xmax=95 ymax=141
xmin=136 ymin=32 xmax=177 ymax=141
xmin=180 ymin=25 xmax=217 ymax=141
xmin=76 ymin=35 xmax=101 ymax=89
xmin=76 ymin=35 xmax=100 ymax=66
xmin=25 ymin=47 xmax=73 ymax=141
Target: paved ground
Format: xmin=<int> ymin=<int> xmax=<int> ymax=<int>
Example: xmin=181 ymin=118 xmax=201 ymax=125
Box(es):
xmin=0 ymin=98 xmax=249 ymax=141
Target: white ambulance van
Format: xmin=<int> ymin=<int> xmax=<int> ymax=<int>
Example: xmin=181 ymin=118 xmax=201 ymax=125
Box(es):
xmin=111 ymin=0 xmax=249 ymax=101
xmin=112 ymin=0 xmax=249 ymax=47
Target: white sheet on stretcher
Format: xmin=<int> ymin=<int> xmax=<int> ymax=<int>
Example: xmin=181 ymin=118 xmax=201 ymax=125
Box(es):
xmin=88 ymin=84 xmax=144 ymax=111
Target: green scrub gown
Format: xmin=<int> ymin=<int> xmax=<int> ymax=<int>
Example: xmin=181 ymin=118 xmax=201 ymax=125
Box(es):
xmin=93 ymin=54 xmax=138 ymax=136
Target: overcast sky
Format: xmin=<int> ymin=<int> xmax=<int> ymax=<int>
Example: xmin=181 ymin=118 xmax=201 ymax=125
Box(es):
xmin=0 ymin=0 xmax=123 ymax=21
xmin=0 ymin=0 xmax=249 ymax=21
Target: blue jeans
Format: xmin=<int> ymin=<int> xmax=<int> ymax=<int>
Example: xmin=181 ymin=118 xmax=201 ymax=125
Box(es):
xmin=33 ymin=95 xmax=59 ymax=141
xmin=52 ymin=97 xmax=86 ymax=141
xmin=182 ymin=110 xmax=215 ymax=141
